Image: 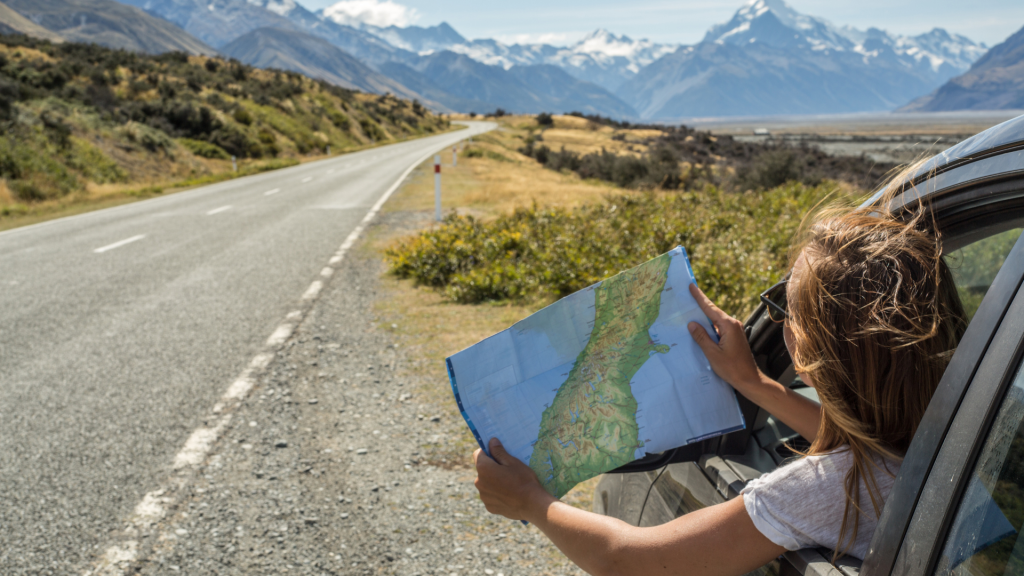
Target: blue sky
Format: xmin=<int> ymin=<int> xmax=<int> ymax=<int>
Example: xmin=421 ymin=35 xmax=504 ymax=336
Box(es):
xmin=298 ymin=0 xmax=1024 ymax=47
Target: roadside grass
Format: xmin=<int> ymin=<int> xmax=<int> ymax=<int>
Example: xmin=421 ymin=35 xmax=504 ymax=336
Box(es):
xmin=382 ymin=123 xmax=631 ymax=218
xmin=0 ymin=157 xmax=297 ymax=231
xmin=0 ymin=126 xmax=464 ymax=232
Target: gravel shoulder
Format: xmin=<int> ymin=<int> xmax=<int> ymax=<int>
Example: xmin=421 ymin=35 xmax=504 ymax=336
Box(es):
xmin=125 ymin=207 xmax=590 ymax=576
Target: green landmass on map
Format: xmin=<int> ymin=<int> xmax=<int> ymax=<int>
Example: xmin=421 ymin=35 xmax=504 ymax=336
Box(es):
xmin=528 ymin=254 xmax=672 ymax=497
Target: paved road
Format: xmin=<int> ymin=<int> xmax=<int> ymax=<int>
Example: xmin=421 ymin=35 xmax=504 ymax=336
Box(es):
xmin=0 ymin=121 xmax=494 ymax=575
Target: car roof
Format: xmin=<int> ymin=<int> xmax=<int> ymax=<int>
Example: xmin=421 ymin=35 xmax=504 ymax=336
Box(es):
xmin=862 ymin=113 xmax=1024 ymax=208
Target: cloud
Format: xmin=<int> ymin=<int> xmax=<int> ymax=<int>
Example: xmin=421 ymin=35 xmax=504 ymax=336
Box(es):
xmin=320 ymin=0 xmax=419 ymax=28
xmin=492 ymin=32 xmax=585 ymax=46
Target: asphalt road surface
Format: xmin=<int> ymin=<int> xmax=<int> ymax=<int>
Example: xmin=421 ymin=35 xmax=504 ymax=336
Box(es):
xmin=0 ymin=121 xmax=495 ymax=575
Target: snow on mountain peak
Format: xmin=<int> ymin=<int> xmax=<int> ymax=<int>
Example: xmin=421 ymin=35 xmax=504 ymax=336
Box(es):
xmin=704 ymin=0 xmax=984 ymax=73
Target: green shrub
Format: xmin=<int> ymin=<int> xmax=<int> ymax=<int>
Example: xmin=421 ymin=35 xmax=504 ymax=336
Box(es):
xmin=178 ymin=137 xmax=230 ymax=160
xmin=536 ymin=112 xmax=553 ymax=126
xmin=232 ymin=106 xmax=253 ymax=125
xmin=464 ymin=147 xmax=510 ymax=162
xmin=386 ymin=183 xmax=847 ymax=316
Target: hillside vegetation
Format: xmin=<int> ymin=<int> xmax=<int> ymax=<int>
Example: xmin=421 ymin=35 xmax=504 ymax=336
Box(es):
xmin=0 ymin=33 xmax=450 ymax=221
xmin=386 ymin=114 xmax=885 ymax=317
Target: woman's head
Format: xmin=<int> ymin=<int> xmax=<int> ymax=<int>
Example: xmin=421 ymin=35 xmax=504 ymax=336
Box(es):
xmin=786 ymin=207 xmax=967 ymax=457
xmin=782 ymin=198 xmax=968 ymax=555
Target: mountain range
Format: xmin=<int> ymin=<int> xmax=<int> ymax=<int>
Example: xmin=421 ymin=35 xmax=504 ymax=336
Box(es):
xmin=1 ymin=0 xmax=1010 ymax=119
xmin=902 ymin=24 xmax=1024 ymax=112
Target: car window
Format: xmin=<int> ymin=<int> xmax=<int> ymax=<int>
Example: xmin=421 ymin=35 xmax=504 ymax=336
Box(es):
xmin=945 ymin=228 xmax=1024 ymax=320
xmin=933 ymin=360 xmax=1024 ymax=576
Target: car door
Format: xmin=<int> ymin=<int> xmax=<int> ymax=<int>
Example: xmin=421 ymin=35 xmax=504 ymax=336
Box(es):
xmin=864 ymin=230 xmax=1024 ymax=576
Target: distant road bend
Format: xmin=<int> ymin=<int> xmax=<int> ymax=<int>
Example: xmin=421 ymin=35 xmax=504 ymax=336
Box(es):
xmin=0 ymin=121 xmax=495 ymax=575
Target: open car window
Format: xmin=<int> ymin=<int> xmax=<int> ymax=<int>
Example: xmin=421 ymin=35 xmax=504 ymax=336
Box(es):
xmin=946 ymin=227 xmax=1024 ymax=321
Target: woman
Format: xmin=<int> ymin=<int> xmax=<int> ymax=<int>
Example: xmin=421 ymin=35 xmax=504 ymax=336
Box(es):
xmin=472 ymin=195 xmax=968 ymax=576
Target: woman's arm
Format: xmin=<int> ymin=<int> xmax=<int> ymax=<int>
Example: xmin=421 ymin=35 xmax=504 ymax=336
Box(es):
xmin=474 ymin=439 xmax=786 ymax=576
xmin=687 ymin=284 xmax=821 ymax=442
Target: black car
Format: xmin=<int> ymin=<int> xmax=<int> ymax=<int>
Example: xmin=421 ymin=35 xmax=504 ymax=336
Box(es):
xmin=594 ymin=114 xmax=1024 ymax=576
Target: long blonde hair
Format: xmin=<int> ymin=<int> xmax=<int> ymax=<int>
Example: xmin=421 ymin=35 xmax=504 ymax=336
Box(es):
xmin=787 ymin=175 xmax=968 ymax=558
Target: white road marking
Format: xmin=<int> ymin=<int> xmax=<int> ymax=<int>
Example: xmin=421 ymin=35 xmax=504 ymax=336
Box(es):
xmin=206 ymin=205 xmax=232 ymax=215
xmin=320 ymin=267 xmax=334 ymax=278
xmin=93 ymin=235 xmax=145 ymax=254
xmin=301 ymin=280 xmax=323 ymax=301
xmin=86 ymin=128 xmax=488 ymax=576
xmin=301 ymin=176 xmax=313 ymax=183
xmin=263 ymin=188 xmax=281 ymax=196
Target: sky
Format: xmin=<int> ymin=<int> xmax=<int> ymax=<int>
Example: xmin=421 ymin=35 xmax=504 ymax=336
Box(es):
xmin=298 ymin=0 xmax=1024 ymax=48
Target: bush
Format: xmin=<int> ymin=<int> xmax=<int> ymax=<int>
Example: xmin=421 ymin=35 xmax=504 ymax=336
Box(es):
xmin=232 ymin=106 xmax=253 ymax=125
xmin=464 ymin=147 xmax=510 ymax=162
xmin=178 ymin=137 xmax=230 ymax=159
xmin=536 ymin=112 xmax=553 ymax=126
xmin=386 ymin=183 xmax=845 ymax=315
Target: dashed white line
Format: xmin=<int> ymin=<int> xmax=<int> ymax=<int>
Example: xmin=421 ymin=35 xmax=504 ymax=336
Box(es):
xmin=263 ymin=188 xmax=281 ymax=196
xmin=93 ymin=234 xmax=145 ymax=254
xmin=301 ymin=280 xmax=323 ymax=301
xmin=206 ymin=205 xmax=232 ymax=215
xmin=301 ymin=176 xmax=313 ymax=183
xmin=87 ymin=129 xmax=487 ymax=576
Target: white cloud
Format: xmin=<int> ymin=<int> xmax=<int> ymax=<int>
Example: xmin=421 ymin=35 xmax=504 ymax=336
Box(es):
xmin=320 ymin=0 xmax=419 ymax=28
xmin=492 ymin=32 xmax=585 ymax=46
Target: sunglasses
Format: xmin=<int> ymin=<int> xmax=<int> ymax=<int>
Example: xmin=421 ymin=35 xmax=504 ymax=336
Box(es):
xmin=760 ymin=278 xmax=790 ymax=323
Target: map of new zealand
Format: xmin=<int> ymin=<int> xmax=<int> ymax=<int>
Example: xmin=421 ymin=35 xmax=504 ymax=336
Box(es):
xmin=447 ymin=247 xmax=745 ymax=498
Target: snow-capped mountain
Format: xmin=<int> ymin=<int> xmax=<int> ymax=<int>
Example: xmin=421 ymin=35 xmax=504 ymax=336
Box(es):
xmin=357 ymin=26 xmax=679 ymax=92
xmin=617 ymin=0 xmax=987 ymax=119
xmin=703 ymin=0 xmax=985 ymax=85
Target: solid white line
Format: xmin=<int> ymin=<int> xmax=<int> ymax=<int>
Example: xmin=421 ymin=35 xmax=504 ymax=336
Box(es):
xmin=206 ymin=205 xmax=232 ymax=215
xmin=85 ymin=124 xmax=491 ymax=576
xmin=93 ymin=235 xmax=145 ymax=254
xmin=301 ymin=176 xmax=313 ymax=183
xmin=263 ymin=188 xmax=281 ymax=196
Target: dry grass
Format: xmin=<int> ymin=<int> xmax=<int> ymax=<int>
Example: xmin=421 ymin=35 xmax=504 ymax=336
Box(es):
xmin=384 ymin=124 xmax=628 ymax=219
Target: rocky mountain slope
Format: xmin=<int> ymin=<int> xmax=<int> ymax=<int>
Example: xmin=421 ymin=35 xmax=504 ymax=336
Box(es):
xmin=0 ymin=1 xmax=65 ymax=42
xmin=3 ymin=0 xmax=213 ymax=54
xmin=901 ymin=25 xmax=1024 ymax=111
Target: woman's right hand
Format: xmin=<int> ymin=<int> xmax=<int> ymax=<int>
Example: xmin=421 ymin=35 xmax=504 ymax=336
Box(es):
xmin=687 ymin=284 xmax=763 ymax=395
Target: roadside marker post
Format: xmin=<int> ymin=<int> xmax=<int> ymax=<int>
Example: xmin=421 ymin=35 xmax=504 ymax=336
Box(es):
xmin=434 ymin=155 xmax=442 ymax=222
xmin=452 ymin=146 xmax=458 ymax=167
xmin=231 ymin=155 xmax=237 ymax=172
xmin=326 ymin=145 xmax=331 ymax=155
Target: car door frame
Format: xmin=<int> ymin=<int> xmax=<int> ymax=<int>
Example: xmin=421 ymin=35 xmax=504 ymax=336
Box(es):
xmin=864 ymin=212 xmax=1024 ymax=576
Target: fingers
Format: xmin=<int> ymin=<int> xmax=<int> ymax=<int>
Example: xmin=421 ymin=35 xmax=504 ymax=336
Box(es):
xmin=689 ymin=283 xmax=729 ymax=324
xmin=688 ymin=322 xmax=715 ymax=354
xmin=488 ymin=438 xmax=514 ymax=466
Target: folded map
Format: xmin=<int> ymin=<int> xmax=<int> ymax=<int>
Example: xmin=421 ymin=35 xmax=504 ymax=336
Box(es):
xmin=447 ymin=246 xmax=745 ymax=498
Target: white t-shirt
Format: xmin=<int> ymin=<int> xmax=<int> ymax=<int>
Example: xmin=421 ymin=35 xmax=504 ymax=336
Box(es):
xmin=741 ymin=449 xmax=901 ymax=560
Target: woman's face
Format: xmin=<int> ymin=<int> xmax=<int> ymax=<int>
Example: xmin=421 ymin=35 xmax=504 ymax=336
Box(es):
xmin=784 ymin=250 xmax=815 ymax=388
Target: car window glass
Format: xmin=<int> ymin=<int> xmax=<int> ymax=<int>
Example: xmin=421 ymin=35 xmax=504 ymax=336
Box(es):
xmin=945 ymin=228 xmax=1023 ymax=320
xmin=934 ymin=361 xmax=1024 ymax=576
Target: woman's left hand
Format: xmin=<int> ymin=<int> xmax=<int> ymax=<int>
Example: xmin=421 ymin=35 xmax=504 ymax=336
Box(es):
xmin=473 ymin=438 xmax=555 ymax=521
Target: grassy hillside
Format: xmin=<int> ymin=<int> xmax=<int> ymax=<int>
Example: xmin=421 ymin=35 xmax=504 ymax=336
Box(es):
xmin=0 ymin=33 xmax=451 ymax=225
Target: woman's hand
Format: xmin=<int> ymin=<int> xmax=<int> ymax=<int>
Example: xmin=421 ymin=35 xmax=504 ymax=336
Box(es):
xmin=687 ymin=283 xmax=763 ymax=395
xmin=473 ymin=438 xmax=555 ymax=522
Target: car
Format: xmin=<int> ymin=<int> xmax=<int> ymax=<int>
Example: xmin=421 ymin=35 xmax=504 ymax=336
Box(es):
xmin=593 ymin=113 xmax=1024 ymax=576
